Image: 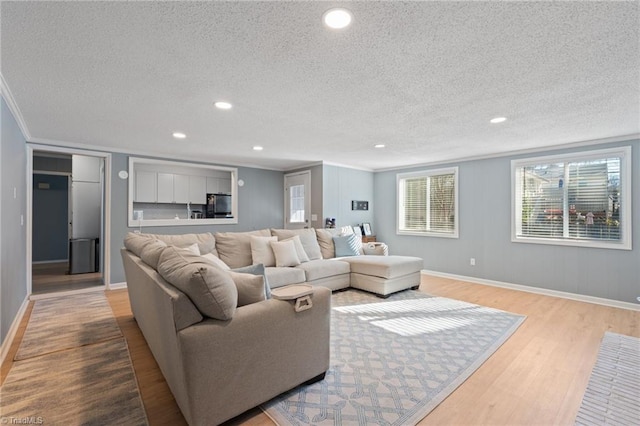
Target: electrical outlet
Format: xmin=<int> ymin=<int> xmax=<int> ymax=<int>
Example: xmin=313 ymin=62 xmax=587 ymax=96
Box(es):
xmin=133 ymin=210 xmax=144 ymax=221
xmin=470 ymin=258 xmax=476 ymax=266
xmin=637 ymin=296 xmax=640 ymax=302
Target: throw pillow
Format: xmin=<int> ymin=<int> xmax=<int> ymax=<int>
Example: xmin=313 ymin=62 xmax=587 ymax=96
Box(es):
xmin=250 ymin=235 xmax=277 ymax=267
xmin=333 ymin=234 xmax=360 ymax=257
xmin=315 ymin=228 xmax=340 ymax=259
xmin=157 ymin=246 xmax=237 ymax=320
xmin=228 ymin=271 xmax=266 ymax=307
xmin=270 ymin=240 xmax=301 ymax=267
xmin=183 ymin=243 xmax=201 ymax=255
xmin=232 ymin=263 xmax=272 ymax=299
xmin=201 ymin=253 xmax=231 ymax=270
xmin=271 ymin=228 xmax=322 ymax=260
xmin=281 ymin=235 xmax=310 ymax=263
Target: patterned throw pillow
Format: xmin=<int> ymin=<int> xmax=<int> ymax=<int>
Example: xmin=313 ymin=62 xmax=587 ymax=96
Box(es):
xmin=333 ymin=234 xmax=360 ymax=257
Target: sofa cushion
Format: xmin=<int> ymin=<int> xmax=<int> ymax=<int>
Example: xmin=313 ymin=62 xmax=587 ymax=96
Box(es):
xmin=264 ymin=267 xmax=306 ymax=289
xmin=144 ymin=232 xmax=217 ymax=256
xmin=270 ymin=240 xmax=301 ymax=267
xmin=232 ymin=263 xmax=271 ymax=299
xmin=271 ymin=228 xmax=322 ymax=260
xmin=157 ymin=246 xmax=237 ymax=320
xmin=139 ymin=239 xmax=168 ymax=269
xmin=333 ymin=234 xmax=360 ymax=257
xmin=295 ymin=259 xmax=350 ymax=282
xmin=315 ymin=228 xmax=340 ymax=259
xmin=215 ymin=229 xmax=271 ymax=268
xmin=124 ymin=232 xmax=155 ymax=257
xmin=341 ymin=255 xmax=424 ymax=279
xmin=228 ymin=271 xmax=266 ymax=307
xmin=250 ymin=236 xmax=277 ymax=267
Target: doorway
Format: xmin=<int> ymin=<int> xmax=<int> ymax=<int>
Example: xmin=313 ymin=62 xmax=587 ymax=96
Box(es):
xmin=29 ymin=148 xmax=110 ymax=296
xmin=284 ymin=171 xmax=311 ymax=230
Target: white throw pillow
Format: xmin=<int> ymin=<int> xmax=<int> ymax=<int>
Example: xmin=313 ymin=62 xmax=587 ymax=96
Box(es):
xmin=201 ymin=253 xmax=231 ymax=270
xmin=183 ymin=243 xmax=201 ymax=256
xmin=270 ymin=240 xmax=301 ymax=267
xmin=282 ymin=235 xmax=310 ymax=263
xmin=250 ymin=236 xmax=277 ymax=267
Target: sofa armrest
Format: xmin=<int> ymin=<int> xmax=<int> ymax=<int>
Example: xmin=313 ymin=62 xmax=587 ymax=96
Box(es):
xmin=363 ymin=242 xmax=389 ymax=256
xmin=176 ymin=286 xmax=331 ymax=426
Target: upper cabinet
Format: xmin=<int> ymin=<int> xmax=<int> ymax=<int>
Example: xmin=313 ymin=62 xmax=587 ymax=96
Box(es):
xmin=134 ymin=171 xmax=157 ymax=202
xmin=128 ymin=157 xmax=238 ymax=227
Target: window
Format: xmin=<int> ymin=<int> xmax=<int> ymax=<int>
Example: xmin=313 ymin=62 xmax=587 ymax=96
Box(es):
xmin=289 ymin=184 xmax=305 ymax=223
xmin=512 ymin=147 xmax=631 ymax=249
xmin=397 ymin=167 xmax=458 ymax=237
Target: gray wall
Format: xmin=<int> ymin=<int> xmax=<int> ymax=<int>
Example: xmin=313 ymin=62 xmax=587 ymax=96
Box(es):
xmin=109 ymin=154 xmax=285 ymax=283
xmin=323 ymin=164 xmax=375 ymax=232
xmin=1 ymin=96 xmax=28 ymax=345
xmin=374 ymin=139 xmax=640 ymax=304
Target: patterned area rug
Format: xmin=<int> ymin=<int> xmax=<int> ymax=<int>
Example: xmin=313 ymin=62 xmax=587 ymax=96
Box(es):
xmin=14 ymin=292 xmax=122 ymax=360
xmin=1 ymin=292 xmax=148 ymax=425
xmin=575 ymin=332 xmax=640 ymax=426
xmin=262 ymin=289 xmax=525 ymax=425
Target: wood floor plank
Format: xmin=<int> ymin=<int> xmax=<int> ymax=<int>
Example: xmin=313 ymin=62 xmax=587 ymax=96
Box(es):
xmin=4 ymin=275 xmax=638 ymax=425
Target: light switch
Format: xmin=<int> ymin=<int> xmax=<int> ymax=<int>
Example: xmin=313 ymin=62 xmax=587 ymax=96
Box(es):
xmin=311 ymin=214 xmax=318 ymax=221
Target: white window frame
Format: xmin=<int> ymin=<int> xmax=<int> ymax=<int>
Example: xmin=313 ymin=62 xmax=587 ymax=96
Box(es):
xmin=396 ymin=167 xmax=459 ymax=238
xmin=511 ymin=146 xmax=632 ymax=250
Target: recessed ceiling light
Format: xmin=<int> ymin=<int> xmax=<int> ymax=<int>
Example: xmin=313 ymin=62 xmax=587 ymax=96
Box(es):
xmin=172 ymin=132 xmax=186 ymax=139
xmin=323 ymin=8 xmax=352 ymax=29
xmin=214 ymin=101 xmax=232 ymax=110
xmin=490 ymin=117 xmax=507 ymax=124
xmin=374 ymin=144 xmax=385 ymax=148
xmin=253 ymin=146 xmax=263 ymax=151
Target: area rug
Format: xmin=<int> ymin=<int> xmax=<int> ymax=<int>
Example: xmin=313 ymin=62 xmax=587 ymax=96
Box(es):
xmin=14 ymin=291 xmax=122 ymax=360
xmin=575 ymin=332 xmax=640 ymax=426
xmin=262 ymin=289 xmax=525 ymax=425
xmin=1 ymin=337 xmax=148 ymax=425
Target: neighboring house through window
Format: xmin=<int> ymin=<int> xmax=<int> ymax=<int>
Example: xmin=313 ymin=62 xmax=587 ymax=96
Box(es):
xmin=397 ymin=167 xmax=459 ymax=237
xmin=512 ymin=146 xmax=631 ymax=250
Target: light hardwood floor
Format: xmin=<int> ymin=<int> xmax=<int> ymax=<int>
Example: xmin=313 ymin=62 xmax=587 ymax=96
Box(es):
xmin=3 ymin=275 xmax=638 ymax=425
xmin=32 ymin=261 xmax=103 ymax=295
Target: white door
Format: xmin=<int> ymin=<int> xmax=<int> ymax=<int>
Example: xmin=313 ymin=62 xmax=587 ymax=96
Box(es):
xmin=284 ymin=171 xmax=311 ymax=229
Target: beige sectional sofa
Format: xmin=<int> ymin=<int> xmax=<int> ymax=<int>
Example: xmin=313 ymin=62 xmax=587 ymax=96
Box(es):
xmin=121 ymin=228 xmax=423 ymax=425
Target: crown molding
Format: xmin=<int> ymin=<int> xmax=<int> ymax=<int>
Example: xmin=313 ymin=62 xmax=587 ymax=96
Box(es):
xmin=0 ymin=73 xmax=32 ymax=140
xmin=375 ymin=133 xmax=640 ymax=173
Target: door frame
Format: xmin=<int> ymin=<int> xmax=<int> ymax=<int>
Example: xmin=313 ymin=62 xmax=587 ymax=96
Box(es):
xmin=284 ymin=170 xmax=311 ymax=229
xmin=26 ymin=144 xmax=112 ymax=296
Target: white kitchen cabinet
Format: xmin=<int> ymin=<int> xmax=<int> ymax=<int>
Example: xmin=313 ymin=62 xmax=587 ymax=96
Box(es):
xmin=157 ymin=173 xmax=175 ymax=203
xmin=218 ymin=178 xmax=232 ymax=194
xmin=135 ymin=171 xmax=157 ymax=202
xmin=173 ymin=174 xmax=190 ymax=203
xmin=189 ymin=176 xmax=206 ymax=204
xmin=207 ymin=177 xmax=232 ymax=195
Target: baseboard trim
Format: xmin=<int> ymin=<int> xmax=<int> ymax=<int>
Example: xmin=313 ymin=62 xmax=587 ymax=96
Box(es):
xmin=421 ymin=270 xmax=640 ymax=312
xmin=0 ymin=295 xmax=30 ymax=365
xmin=32 ymin=259 xmax=68 ymax=265
xmin=108 ymin=281 xmax=127 ymax=290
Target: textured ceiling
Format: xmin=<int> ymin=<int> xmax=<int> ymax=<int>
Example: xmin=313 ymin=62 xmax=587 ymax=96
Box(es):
xmin=1 ymin=1 xmax=638 ymax=171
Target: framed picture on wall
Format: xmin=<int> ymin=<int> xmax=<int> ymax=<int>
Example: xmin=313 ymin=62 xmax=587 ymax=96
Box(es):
xmin=362 ymin=223 xmax=372 ymax=236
